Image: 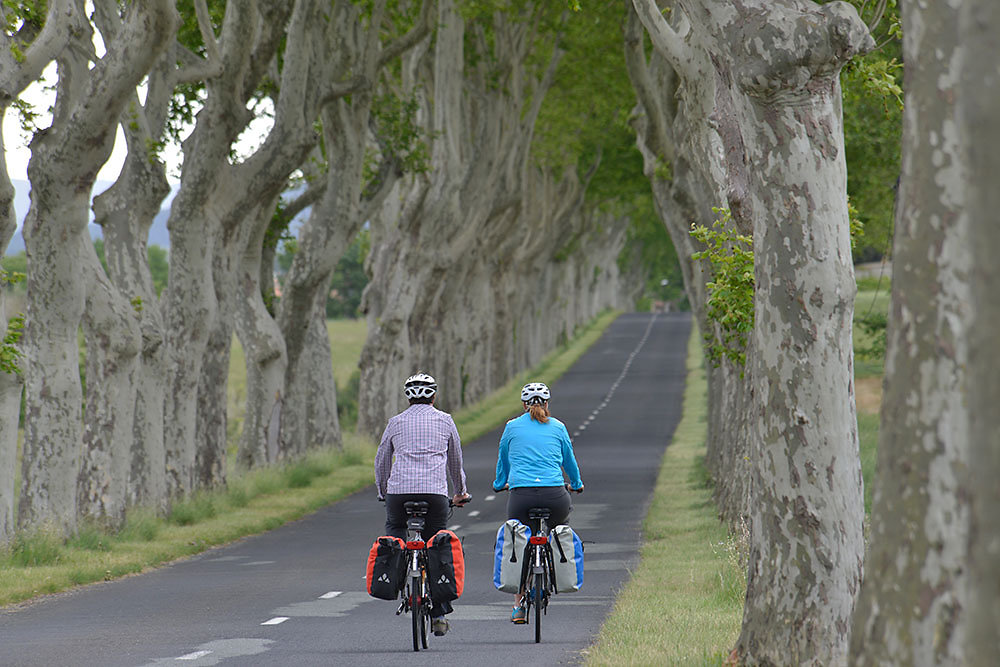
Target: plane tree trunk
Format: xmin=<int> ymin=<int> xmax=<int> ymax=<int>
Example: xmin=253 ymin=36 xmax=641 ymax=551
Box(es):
xmin=0 ymin=0 xmax=84 ymax=543
xmin=851 ymin=1 xmax=997 ymax=663
xmin=277 ymin=0 xmax=431 ymax=456
xmin=632 ymin=1 xmax=872 ymax=663
xmin=625 ymin=2 xmax=754 ymax=527
xmin=358 ymin=0 xmax=565 ymax=436
xmin=962 ymin=2 xmax=1000 ymax=661
xmin=162 ymin=0 xmax=289 ymax=494
xmin=18 ymin=1 xmax=176 ymax=535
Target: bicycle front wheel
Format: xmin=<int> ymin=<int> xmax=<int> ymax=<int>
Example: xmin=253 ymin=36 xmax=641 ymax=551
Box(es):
xmin=411 ymin=574 xmax=422 ymax=652
xmin=534 ymin=572 xmax=544 ymax=643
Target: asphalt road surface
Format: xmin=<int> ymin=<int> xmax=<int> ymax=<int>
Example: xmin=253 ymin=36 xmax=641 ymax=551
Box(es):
xmin=1 ymin=312 xmax=691 ymax=666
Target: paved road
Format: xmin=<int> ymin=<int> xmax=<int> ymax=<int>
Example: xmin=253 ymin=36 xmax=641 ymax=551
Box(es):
xmin=0 ymin=312 xmax=691 ymax=666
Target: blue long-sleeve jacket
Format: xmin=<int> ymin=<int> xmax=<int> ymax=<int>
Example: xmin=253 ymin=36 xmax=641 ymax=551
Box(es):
xmin=492 ymin=412 xmax=583 ymax=491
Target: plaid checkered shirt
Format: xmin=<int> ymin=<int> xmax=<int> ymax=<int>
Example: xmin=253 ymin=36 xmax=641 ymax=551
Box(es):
xmin=375 ymin=404 xmax=468 ymax=498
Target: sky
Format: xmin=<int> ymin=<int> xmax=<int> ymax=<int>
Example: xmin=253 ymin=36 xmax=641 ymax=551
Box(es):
xmin=3 ymin=63 xmax=185 ymax=185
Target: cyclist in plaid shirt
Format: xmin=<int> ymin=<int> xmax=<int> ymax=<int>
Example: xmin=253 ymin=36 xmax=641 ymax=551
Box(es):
xmin=375 ymin=372 xmax=470 ymax=636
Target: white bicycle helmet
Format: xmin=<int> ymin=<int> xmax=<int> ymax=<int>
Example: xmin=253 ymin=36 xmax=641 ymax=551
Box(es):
xmin=520 ymin=382 xmax=550 ymax=405
xmin=403 ymin=372 xmax=437 ymax=399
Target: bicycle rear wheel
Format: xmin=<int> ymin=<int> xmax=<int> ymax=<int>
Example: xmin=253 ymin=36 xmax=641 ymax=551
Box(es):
xmin=534 ymin=571 xmax=544 ymax=643
xmin=411 ymin=574 xmax=422 ymax=652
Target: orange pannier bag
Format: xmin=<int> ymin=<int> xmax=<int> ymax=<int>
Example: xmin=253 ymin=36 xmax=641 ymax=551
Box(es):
xmin=426 ymin=529 xmax=465 ymax=602
xmin=365 ymin=536 xmax=407 ymax=600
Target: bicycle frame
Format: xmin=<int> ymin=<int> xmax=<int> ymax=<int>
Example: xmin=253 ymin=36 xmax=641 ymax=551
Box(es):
xmin=522 ymin=511 xmax=557 ymax=643
xmin=396 ymin=507 xmax=431 ymax=651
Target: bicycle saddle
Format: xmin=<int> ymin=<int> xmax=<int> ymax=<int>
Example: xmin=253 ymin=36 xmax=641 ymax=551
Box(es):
xmin=527 ymin=507 xmax=551 ymax=520
xmin=403 ymin=501 xmax=430 ymax=517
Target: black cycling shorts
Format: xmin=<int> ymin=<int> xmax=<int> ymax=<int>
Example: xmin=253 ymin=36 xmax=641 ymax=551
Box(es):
xmin=383 ymin=493 xmax=449 ymax=541
xmin=506 ymin=485 xmax=572 ymax=528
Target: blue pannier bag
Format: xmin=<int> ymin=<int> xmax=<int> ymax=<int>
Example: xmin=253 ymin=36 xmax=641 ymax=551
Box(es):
xmin=493 ymin=519 xmax=530 ymax=593
xmin=548 ymin=524 xmax=584 ymax=593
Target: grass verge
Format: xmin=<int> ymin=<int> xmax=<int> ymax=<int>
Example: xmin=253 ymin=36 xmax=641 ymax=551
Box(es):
xmin=0 ymin=435 xmax=376 ymax=607
xmin=584 ymin=325 xmax=744 ymax=666
xmin=1 ymin=311 xmax=621 ymax=608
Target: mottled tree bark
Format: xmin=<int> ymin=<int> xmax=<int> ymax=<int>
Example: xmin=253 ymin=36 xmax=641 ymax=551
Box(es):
xmin=633 ymin=1 xmax=871 ymax=663
xmin=849 ymin=3 xmax=970 ymax=664
xmin=0 ymin=1 xmax=83 ymax=541
xmin=19 ymin=0 xmax=176 ymax=534
xmin=277 ymin=0 xmax=430 ymax=456
xmin=163 ymin=0 xmax=280 ymax=495
xmin=961 ymin=3 xmax=1000 ymax=663
xmin=357 ymin=0 xmax=616 ymax=436
xmin=77 ymin=235 xmax=141 ymax=528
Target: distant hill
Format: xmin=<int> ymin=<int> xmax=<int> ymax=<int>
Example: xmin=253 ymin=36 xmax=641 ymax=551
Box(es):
xmin=4 ymin=179 xmax=174 ymax=255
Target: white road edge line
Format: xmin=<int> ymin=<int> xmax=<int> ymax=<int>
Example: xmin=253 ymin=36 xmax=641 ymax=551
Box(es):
xmin=177 ymin=650 xmax=213 ymax=660
xmin=319 ymin=591 xmax=342 ymax=599
xmin=261 ymin=617 xmax=289 ymax=626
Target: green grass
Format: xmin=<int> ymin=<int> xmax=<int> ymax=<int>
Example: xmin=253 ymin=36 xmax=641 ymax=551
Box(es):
xmin=854 ymin=287 xmax=890 ymax=378
xmin=586 ymin=285 xmax=888 ymax=663
xmin=0 ymin=312 xmax=620 ymax=608
xmin=585 ymin=326 xmax=743 ymax=666
xmin=0 ymin=435 xmax=378 ymax=606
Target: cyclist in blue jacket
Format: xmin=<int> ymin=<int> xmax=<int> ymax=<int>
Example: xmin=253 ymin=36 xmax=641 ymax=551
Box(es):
xmin=492 ymin=381 xmax=583 ymax=624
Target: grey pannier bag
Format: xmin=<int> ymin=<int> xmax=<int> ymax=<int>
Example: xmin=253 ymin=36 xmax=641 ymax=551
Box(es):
xmin=548 ymin=524 xmax=584 ymax=593
xmin=493 ymin=519 xmax=530 ymax=593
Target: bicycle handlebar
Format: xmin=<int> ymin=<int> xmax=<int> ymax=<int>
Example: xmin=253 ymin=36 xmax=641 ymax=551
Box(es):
xmin=492 ymin=483 xmax=583 ymax=494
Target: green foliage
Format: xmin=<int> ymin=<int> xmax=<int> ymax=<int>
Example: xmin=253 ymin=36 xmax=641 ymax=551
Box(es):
xmin=148 ymin=244 xmax=169 ymax=295
xmin=93 ymin=239 xmax=109 ymax=276
xmin=1 ymin=313 xmax=25 ymax=375
xmin=854 ymin=311 xmax=887 ymax=361
xmin=619 ymin=195 xmax=686 ymax=308
xmin=836 ymin=0 xmax=903 ymax=263
xmin=325 ymin=229 xmax=370 ymax=319
xmin=848 ymin=196 xmax=864 ymax=249
xmin=10 ymin=97 xmax=40 ymax=133
xmin=2 ymin=0 xmax=46 ymax=59
xmin=337 ymin=368 xmax=361 ymax=430
xmin=690 ymin=208 xmax=754 ymax=368
xmin=363 ymin=92 xmax=430 ymax=195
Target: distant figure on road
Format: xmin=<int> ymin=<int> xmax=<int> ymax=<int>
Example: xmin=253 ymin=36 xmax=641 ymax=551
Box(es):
xmin=375 ymin=372 xmax=471 ymax=637
xmin=492 ymin=381 xmax=584 ymax=624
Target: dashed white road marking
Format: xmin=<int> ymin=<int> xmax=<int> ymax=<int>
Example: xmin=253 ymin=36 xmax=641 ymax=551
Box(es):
xmin=484 ymin=495 xmax=496 ymax=501
xmin=467 ymin=510 xmax=480 ymax=517
xmin=260 ymin=617 xmax=289 ymax=626
xmin=448 ymin=524 xmax=461 ymax=531
xmin=319 ymin=591 xmax=342 ymax=599
xmin=176 ymin=650 xmax=212 ymax=661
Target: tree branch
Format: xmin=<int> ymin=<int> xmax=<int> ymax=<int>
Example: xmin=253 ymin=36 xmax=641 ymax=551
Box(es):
xmin=377 ymin=0 xmax=434 ymax=70
xmin=623 ymin=4 xmax=674 ymax=163
xmin=0 ymin=0 xmax=82 ymax=104
xmin=320 ymin=75 xmax=371 ymax=107
xmin=193 ymin=0 xmax=222 ymax=66
xmin=631 ymin=0 xmax=694 ymax=79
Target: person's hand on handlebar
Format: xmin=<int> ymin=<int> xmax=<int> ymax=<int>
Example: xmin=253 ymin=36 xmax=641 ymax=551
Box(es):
xmin=493 ymin=484 xmax=509 ymax=493
xmin=566 ymin=483 xmax=584 ymax=494
xmin=452 ymin=492 xmax=472 ymax=506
